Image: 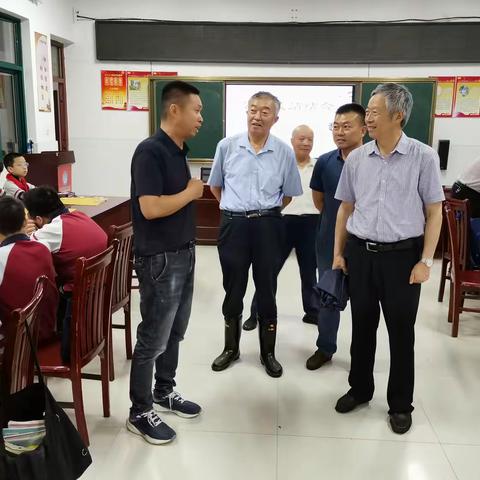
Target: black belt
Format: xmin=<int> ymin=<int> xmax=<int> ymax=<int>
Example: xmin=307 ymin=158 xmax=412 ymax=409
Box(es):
xmin=222 ymin=207 xmax=282 ymax=218
xmin=164 ymin=240 xmax=195 ymax=253
xmin=351 ymin=235 xmax=422 ymax=253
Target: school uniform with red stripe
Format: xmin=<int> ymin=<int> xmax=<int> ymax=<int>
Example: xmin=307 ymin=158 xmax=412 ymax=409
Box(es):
xmin=32 ymin=209 xmax=108 ymax=291
xmin=0 ymin=234 xmax=57 ymax=347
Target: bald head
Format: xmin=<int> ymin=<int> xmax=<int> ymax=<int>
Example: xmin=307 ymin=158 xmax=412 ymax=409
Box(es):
xmin=291 ymin=125 xmax=314 ymax=162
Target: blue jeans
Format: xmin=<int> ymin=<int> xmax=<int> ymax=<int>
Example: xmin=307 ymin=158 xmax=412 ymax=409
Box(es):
xmin=129 ymin=246 xmax=195 ymax=417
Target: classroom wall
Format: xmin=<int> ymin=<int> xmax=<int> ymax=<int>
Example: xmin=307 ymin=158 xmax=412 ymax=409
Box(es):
xmin=0 ymin=0 xmax=75 ymax=154
xmin=3 ymin=0 xmax=480 ymax=195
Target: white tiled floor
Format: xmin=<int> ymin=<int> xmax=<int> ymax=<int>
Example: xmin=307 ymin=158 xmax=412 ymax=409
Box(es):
xmin=47 ymin=246 xmax=480 ymax=479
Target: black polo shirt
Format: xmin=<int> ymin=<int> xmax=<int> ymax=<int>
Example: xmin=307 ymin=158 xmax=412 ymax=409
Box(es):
xmin=131 ymin=129 xmax=195 ymax=256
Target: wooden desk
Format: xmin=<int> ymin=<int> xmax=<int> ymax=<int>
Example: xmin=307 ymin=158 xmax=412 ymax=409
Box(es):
xmin=69 ymin=197 xmax=131 ymax=233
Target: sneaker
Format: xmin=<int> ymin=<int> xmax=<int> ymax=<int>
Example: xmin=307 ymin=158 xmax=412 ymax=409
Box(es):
xmin=153 ymin=391 xmax=202 ymax=418
xmin=126 ymin=409 xmax=176 ymax=445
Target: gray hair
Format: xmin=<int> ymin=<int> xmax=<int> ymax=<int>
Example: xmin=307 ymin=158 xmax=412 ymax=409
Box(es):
xmin=249 ymin=91 xmax=281 ymax=115
xmin=371 ymin=83 xmax=413 ymax=128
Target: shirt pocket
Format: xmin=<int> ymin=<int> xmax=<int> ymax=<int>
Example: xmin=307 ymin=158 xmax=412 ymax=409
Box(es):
xmin=261 ymin=175 xmax=282 ymax=196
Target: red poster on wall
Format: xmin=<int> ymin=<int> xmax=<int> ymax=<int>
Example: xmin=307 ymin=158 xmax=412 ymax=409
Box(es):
xmin=101 ymin=70 xmax=127 ymax=110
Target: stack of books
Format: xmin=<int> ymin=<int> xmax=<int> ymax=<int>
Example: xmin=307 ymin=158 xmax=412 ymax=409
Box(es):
xmin=2 ymin=420 xmax=46 ymax=454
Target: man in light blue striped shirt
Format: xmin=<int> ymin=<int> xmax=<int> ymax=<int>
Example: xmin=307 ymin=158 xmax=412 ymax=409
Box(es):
xmin=208 ymin=91 xmax=302 ymax=378
xmin=332 ymin=83 xmax=444 ymax=435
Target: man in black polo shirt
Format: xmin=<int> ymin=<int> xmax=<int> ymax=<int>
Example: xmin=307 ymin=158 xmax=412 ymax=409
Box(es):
xmin=127 ymin=81 xmax=204 ymax=445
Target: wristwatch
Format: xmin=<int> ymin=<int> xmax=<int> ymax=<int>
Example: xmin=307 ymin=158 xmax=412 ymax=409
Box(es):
xmin=421 ymin=258 xmax=434 ymax=268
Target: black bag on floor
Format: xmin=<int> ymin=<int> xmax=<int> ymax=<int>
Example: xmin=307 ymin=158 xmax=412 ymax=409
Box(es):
xmin=0 ymin=324 xmax=92 ymax=480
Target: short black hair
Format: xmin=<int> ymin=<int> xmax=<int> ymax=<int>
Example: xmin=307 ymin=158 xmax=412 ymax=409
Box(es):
xmin=161 ymin=81 xmax=200 ymax=119
xmin=3 ymin=152 xmax=24 ymax=170
xmin=23 ymin=186 xmax=64 ymax=219
xmin=335 ymin=103 xmax=366 ymax=124
xmin=0 ymin=196 xmax=26 ymax=237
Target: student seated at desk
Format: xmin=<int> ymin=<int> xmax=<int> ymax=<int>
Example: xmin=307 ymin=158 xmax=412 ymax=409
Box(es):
xmin=23 ymin=186 xmax=108 ymax=361
xmin=3 ymin=153 xmax=35 ymax=200
xmin=0 ymin=197 xmax=56 ymax=364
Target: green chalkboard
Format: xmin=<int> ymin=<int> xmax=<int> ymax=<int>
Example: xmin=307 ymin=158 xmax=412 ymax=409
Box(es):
xmin=150 ymin=79 xmax=224 ymax=160
xmin=360 ymin=81 xmax=435 ymax=145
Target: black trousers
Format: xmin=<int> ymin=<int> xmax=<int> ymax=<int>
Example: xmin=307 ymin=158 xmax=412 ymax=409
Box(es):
xmin=452 ymin=181 xmax=480 ymax=218
xmin=345 ymin=235 xmax=422 ymax=414
xmin=217 ymin=212 xmax=285 ymax=324
xmin=249 ymin=214 xmax=319 ymax=318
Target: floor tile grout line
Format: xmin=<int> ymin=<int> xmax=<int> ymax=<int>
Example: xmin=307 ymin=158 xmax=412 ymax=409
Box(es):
xmin=275 ymin=376 xmax=280 ymax=480
xmin=417 ymin=401 xmax=460 ymax=480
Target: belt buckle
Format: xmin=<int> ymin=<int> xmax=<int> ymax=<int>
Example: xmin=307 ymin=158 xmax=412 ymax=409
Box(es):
xmin=366 ymin=241 xmax=378 ymax=253
xmin=246 ymin=212 xmax=260 ymax=218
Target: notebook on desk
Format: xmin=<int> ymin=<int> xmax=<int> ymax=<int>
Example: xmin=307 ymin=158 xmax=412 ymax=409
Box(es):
xmin=61 ymin=196 xmax=106 ymax=207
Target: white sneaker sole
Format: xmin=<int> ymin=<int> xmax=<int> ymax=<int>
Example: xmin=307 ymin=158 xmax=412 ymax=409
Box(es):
xmin=126 ymin=419 xmax=176 ymax=445
xmin=153 ymin=402 xmax=201 ymax=419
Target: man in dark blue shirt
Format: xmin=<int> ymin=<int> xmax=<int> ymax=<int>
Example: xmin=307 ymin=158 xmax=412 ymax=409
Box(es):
xmin=307 ymin=103 xmax=366 ymax=370
xmin=128 ymin=81 xmax=205 ymax=445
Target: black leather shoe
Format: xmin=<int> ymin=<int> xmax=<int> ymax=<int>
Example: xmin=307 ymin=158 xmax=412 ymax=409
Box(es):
xmin=302 ymin=313 xmax=317 ymax=325
xmin=389 ymin=413 xmax=412 ymax=434
xmin=335 ymin=393 xmax=368 ymax=413
xmin=243 ymin=315 xmax=257 ymax=331
xmin=306 ymin=350 xmax=332 ymax=370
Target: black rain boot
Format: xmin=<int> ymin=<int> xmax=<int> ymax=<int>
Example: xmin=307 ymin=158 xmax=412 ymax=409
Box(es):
xmin=258 ymin=321 xmax=283 ymax=378
xmin=243 ymin=314 xmax=258 ymax=331
xmin=211 ymin=316 xmax=241 ymax=372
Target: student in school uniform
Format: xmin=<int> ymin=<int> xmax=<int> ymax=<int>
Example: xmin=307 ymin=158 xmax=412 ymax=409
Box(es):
xmin=23 ymin=186 xmax=108 ymax=362
xmin=3 ymin=153 xmax=35 ymax=200
xmin=0 ymin=196 xmax=56 ymax=363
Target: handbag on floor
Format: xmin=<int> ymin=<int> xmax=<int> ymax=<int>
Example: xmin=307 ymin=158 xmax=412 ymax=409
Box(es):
xmin=0 ymin=323 xmax=92 ymax=480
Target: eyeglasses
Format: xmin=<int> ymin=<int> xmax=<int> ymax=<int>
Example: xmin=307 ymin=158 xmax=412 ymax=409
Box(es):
xmin=14 ymin=162 xmax=29 ymax=168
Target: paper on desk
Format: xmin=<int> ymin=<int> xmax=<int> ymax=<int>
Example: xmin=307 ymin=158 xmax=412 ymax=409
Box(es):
xmin=61 ymin=196 xmax=106 ymax=206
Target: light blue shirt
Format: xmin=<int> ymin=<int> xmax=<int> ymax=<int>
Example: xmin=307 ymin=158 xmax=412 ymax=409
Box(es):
xmin=335 ymin=132 xmax=445 ymax=243
xmin=208 ymin=132 xmax=303 ymax=211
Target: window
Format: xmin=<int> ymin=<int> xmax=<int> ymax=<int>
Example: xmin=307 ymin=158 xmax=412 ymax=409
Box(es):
xmin=0 ymin=15 xmax=26 ymax=159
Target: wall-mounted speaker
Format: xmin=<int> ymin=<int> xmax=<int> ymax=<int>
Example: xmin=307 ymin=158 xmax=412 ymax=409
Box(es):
xmin=438 ymin=140 xmax=450 ymax=171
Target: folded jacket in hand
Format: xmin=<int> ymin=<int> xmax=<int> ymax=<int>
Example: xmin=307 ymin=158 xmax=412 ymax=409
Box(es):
xmin=313 ymin=269 xmax=349 ymax=311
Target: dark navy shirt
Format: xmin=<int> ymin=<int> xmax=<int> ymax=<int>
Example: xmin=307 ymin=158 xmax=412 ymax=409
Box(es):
xmin=130 ymin=129 xmax=194 ymax=256
xmin=310 ymin=149 xmax=344 ymax=270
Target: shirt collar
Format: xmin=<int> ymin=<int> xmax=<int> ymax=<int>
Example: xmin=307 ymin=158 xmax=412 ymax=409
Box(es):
xmin=239 ymin=132 xmax=275 ymax=154
xmin=0 ymin=233 xmax=30 ymax=248
xmin=156 ymin=128 xmax=190 ymax=156
xmin=368 ymin=132 xmax=409 ymax=157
